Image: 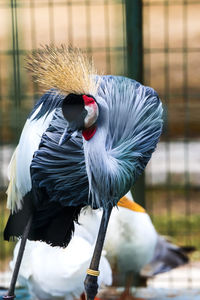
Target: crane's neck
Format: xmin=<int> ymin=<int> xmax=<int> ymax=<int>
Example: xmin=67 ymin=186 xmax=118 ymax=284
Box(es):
xmin=83 ymin=96 xmax=120 ymax=209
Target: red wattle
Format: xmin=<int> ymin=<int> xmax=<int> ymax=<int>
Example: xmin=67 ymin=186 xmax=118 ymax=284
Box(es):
xmin=82 ymin=125 xmax=97 ymax=141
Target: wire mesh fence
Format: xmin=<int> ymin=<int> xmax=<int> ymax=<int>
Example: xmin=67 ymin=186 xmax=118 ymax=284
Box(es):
xmin=144 ymin=0 xmax=200 ymax=288
xmin=0 ymin=0 xmax=200 ymax=290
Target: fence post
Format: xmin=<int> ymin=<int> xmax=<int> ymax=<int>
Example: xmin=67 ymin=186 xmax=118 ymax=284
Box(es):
xmin=125 ymin=0 xmax=145 ymax=208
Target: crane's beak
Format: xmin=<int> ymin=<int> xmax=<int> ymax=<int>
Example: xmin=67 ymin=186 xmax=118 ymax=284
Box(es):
xmin=58 ymin=128 xmax=78 ymax=146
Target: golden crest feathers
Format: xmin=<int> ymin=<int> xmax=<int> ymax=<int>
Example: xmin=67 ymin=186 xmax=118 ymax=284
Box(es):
xmin=26 ymin=44 xmax=99 ymax=96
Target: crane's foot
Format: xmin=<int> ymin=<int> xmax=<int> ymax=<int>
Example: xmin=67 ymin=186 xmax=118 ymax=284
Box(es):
xmin=84 ymin=273 xmax=98 ymax=300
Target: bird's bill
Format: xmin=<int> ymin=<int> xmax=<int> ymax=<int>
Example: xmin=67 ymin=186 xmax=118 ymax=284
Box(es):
xmin=58 ymin=128 xmax=78 ymax=145
xmin=117 ymin=196 xmax=146 ymax=213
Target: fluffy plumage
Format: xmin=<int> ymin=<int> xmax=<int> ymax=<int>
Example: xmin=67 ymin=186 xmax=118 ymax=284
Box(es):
xmin=4 ymin=190 xmax=82 ymax=247
xmin=4 ymin=46 xmax=163 ymax=247
xmin=4 ymin=76 xmax=163 ymax=246
xmin=26 ymin=45 xmax=99 ymax=96
xmin=84 ymin=76 xmax=163 ymax=208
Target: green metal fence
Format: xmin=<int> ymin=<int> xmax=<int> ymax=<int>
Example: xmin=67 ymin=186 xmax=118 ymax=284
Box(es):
xmin=0 ymin=0 xmax=200 ymax=288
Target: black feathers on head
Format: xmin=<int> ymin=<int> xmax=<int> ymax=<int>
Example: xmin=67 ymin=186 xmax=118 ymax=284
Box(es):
xmin=62 ymin=93 xmax=87 ymax=131
xmin=62 ymin=94 xmax=85 ymax=122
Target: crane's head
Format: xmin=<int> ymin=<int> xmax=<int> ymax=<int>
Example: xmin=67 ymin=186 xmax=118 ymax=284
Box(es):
xmin=60 ymin=93 xmax=99 ymax=144
xmin=26 ymin=45 xmax=101 ymax=144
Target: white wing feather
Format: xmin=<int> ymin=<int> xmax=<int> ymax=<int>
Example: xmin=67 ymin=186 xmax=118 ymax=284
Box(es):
xmin=7 ymin=104 xmax=55 ymax=212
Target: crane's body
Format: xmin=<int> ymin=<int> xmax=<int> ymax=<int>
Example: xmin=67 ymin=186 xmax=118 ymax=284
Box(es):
xmin=4 ymin=75 xmax=162 ymax=247
xmin=4 ymin=46 xmax=163 ymax=300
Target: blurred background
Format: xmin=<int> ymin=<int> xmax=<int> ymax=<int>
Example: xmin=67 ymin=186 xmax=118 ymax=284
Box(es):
xmin=0 ymin=0 xmax=200 ymax=293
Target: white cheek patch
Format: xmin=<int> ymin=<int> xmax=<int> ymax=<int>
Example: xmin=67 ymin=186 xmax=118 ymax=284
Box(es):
xmin=84 ymin=104 xmax=99 ymax=128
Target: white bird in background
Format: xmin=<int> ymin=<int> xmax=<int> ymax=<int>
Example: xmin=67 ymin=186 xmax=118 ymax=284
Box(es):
xmin=11 ymin=193 xmax=189 ymax=300
xmin=104 ymin=192 xmax=189 ymax=287
xmin=10 ymin=209 xmax=112 ymax=300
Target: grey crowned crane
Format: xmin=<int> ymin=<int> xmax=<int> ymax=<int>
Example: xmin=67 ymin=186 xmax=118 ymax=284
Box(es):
xmin=3 ymin=45 xmax=163 ymax=300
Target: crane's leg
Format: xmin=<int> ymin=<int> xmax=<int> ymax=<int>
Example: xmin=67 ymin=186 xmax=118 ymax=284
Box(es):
xmin=84 ymin=206 xmax=112 ymax=300
xmin=3 ymin=215 xmax=33 ymax=299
